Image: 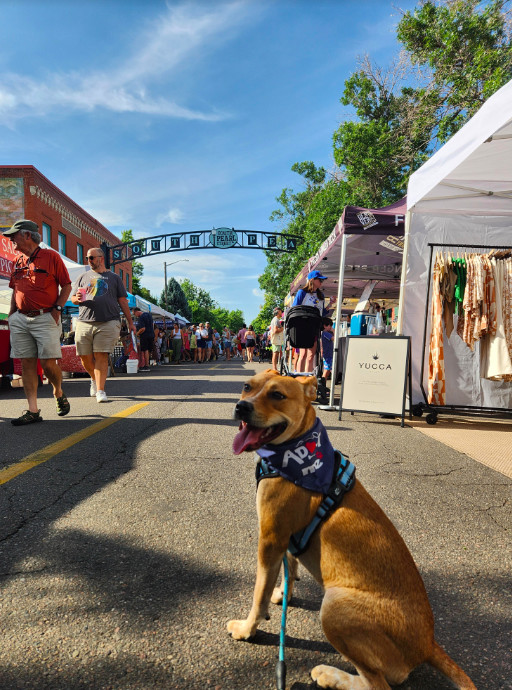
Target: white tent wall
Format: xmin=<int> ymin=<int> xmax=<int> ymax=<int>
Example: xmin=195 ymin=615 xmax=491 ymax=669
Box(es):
xmin=401 ymin=78 xmax=512 ymax=412
xmin=402 ymin=213 xmax=512 ymax=408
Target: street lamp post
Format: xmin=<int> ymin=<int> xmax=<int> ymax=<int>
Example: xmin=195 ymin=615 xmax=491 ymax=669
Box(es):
xmin=164 ymin=259 xmax=189 ymax=312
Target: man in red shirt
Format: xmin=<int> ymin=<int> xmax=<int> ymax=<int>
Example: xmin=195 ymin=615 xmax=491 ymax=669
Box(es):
xmin=4 ymin=219 xmax=72 ymax=425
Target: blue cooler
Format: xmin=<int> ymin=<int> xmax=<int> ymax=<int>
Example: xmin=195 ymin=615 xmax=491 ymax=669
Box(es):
xmin=350 ymin=312 xmax=370 ymax=335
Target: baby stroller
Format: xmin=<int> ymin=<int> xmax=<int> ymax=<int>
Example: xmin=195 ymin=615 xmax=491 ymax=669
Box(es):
xmin=280 ymin=304 xmax=323 ymax=377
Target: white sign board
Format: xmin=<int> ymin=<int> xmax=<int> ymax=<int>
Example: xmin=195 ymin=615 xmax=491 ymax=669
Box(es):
xmin=341 ymin=336 xmax=410 ymax=418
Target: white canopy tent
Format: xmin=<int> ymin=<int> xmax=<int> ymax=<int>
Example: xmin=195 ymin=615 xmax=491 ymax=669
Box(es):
xmin=149 ymin=303 xmax=175 ymax=320
xmin=399 ymin=78 xmax=512 ymax=411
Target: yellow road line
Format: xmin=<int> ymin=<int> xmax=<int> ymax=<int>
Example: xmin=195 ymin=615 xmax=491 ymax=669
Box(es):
xmin=0 ymin=402 xmax=149 ymax=486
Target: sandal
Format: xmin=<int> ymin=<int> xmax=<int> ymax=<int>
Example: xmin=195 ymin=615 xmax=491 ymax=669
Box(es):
xmin=56 ymin=394 xmax=70 ymax=417
xmin=12 ymin=409 xmax=43 ymax=426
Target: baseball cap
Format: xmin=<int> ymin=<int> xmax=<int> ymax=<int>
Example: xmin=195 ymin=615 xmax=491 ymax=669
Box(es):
xmin=307 ymin=269 xmax=327 ymax=281
xmin=3 ymin=219 xmax=39 ymax=237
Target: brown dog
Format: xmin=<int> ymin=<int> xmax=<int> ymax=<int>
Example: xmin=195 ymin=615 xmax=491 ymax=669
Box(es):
xmin=227 ymin=369 xmax=476 ymax=690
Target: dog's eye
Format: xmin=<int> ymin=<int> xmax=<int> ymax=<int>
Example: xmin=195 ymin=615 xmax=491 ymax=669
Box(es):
xmin=243 ymin=383 xmax=251 ymax=392
xmin=269 ymin=391 xmax=286 ymax=400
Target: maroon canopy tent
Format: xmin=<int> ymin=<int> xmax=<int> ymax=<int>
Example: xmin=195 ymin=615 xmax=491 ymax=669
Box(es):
xmin=290 ymin=198 xmax=406 ymax=304
xmin=289 ymin=198 xmax=406 ymax=408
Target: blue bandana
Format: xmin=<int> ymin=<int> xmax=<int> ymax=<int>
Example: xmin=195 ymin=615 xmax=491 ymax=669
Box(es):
xmin=255 ymin=417 xmax=335 ymax=494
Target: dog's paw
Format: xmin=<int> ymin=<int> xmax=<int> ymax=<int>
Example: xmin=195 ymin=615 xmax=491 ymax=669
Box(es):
xmin=311 ymin=664 xmax=351 ymax=689
xmin=227 ymin=619 xmax=255 ymax=640
xmin=271 ymin=587 xmax=284 ymax=605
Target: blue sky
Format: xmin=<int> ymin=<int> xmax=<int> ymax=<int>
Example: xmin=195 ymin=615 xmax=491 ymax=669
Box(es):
xmin=1 ymin=0 xmax=418 ymax=323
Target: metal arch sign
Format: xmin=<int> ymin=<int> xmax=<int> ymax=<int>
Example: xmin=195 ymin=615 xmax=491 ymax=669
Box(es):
xmin=209 ymin=227 xmax=238 ymax=248
xmin=104 ymin=227 xmax=301 ymax=267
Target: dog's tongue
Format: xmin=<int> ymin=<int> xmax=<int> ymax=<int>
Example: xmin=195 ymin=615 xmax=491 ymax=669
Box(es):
xmin=233 ymin=422 xmax=267 ymax=455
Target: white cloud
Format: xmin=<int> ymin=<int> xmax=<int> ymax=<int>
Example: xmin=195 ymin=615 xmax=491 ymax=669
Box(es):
xmin=252 ymin=287 xmax=263 ymax=297
xmin=0 ymin=2 xmax=251 ymax=124
xmin=156 ymin=208 xmax=185 ymax=226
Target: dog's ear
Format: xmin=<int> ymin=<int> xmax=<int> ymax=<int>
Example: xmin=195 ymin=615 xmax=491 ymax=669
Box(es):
xmin=296 ymin=376 xmax=318 ymax=402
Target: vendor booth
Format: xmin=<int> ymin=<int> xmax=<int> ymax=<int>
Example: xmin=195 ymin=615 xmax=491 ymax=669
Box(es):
xmin=289 ymin=198 xmax=406 ymax=407
xmin=399 ymin=77 xmax=512 ymax=421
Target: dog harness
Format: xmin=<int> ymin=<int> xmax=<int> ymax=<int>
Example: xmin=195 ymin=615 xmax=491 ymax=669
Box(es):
xmin=256 ymin=449 xmax=356 ymax=557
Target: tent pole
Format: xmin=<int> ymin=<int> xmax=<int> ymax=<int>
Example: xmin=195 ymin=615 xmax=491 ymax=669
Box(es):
xmin=320 ymin=234 xmax=346 ymax=411
xmin=396 ymin=210 xmax=411 ymax=336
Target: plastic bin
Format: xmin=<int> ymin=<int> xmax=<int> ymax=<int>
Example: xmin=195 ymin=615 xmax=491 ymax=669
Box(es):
xmin=126 ymin=360 xmax=138 ymax=374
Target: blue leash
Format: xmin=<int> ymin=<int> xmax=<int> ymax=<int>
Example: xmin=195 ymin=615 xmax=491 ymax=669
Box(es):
xmin=276 ymin=555 xmax=289 ymax=690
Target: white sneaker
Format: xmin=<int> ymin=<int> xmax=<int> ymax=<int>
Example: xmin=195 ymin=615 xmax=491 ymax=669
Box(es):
xmin=96 ymin=390 xmax=108 ymax=403
xmin=90 ymin=379 xmax=97 ymax=396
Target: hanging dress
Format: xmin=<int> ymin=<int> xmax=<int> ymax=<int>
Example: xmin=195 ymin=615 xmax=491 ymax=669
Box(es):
xmin=480 ymin=258 xmax=512 ymax=380
xmin=428 ymin=254 xmax=446 ymax=404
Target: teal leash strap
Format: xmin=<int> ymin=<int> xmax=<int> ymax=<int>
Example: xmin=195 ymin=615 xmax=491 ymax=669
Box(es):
xmin=276 ymin=555 xmax=289 ymax=689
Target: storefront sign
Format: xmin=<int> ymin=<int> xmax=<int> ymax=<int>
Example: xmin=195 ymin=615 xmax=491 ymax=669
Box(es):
xmin=0 ymin=236 xmax=19 ymax=279
xmin=340 ymin=336 xmax=411 ymax=425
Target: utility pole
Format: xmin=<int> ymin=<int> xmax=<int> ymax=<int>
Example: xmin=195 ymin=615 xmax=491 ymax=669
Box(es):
xmin=164 ymin=262 xmax=168 ymax=312
xmin=163 ymin=259 xmax=189 ymax=314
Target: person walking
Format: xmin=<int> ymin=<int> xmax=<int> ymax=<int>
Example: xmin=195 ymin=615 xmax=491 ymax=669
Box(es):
xmin=204 ymin=322 xmax=213 ymax=362
xmin=222 ymin=326 xmax=232 ymax=360
xmin=170 ymin=321 xmax=182 ymax=364
xmin=200 ymin=323 xmax=210 ymax=361
xmin=72 ymin=248 xmax=136 ymax=400
xmin=189 ymin=326 xmax=197 ymax=362
xmin=181 ymin=326 xmax=190 ymax=361
xmin=270 ymin=307 xmax=284 ymax=371
xmin=133 ymin=307 xmax=154 ymax=371
xmin=237 ymin=323 xmax=247 ymax=361
xmin=4 ymin=219 xmax=72 ymax=425
xmin=245 ymin=324 xmax=256 ymax=363
xmin=196 ymin=324 xmax=205 ymax=363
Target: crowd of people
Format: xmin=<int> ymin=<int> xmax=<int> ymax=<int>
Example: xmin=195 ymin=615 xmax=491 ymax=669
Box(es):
xmin=132 ymin=321 xmax=274 ymax=367
xmin=3 ymin=218 xmax=336 ymax=425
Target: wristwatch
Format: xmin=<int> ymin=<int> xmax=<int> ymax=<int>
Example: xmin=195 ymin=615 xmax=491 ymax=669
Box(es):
xmin=53 ymin=305 xmax=63 ymax=312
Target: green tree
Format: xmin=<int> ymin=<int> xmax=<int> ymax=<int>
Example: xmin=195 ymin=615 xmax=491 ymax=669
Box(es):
xmin=160 ymin=277 xmax=192 ymax=319
xmin=258 ymin=163 xmax=352 ymax=308
xmin=179 ymin=278 xmax=245 ymax=331
xmin=225 ymin=309 xmax=245 ymax=333
xmin=121 ymin=230 xmax=145 ymax=296
xmin=257 ymin=0 xmax=512 ymax=323
xmin=397 ymin=0 xmax=512 ymax=143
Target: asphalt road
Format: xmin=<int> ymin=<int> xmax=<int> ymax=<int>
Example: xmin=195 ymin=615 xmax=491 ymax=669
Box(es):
xmin=0 ymin=360 xmax=510 ymax=690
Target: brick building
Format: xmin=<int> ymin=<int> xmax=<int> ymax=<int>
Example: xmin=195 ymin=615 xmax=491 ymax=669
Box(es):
xmin=0 ymin=165 xmax=132 ymax=289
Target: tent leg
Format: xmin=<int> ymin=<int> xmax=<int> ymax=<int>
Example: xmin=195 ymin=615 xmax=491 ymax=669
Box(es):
xmin=320 ymin=235 xmax=346 ymax=412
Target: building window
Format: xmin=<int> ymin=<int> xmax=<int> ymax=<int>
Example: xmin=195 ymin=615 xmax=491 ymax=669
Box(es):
xmin=126 ymin=274 xmax=130 ymax=291
xmin=58 ymin=232 xmax=66 ymax=256
xmin=42 ymin=222 xmax=51 ymax=246
xmin=77 ymin=243 xmax=84 ymax=264
xmin=119 ymin=269 xmax=124 ymax=282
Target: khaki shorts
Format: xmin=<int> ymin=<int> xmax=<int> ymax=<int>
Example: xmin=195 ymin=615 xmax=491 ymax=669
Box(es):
xmin=271 ymin=343 xmax=283 ymax=352
xmin=75 ymin=320 xmax=121 ymax=356
xmin=8 ymin=310 xmax=62 ymax=360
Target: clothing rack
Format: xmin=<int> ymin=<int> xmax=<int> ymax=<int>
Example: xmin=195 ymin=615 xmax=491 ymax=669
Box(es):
xmin=416 ymin=242 xmax=512 ymax=424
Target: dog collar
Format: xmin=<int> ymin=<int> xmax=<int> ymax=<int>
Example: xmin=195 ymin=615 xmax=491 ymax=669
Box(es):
xmin=256 ymin=418 xmax=336 ymax=494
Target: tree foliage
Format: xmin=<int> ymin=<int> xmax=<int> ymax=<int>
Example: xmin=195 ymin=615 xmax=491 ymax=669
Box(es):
xmin=160 ymin=277 xmax=192 ymax=320
xmin=258 ymin=163 xmax=353 ymax=309
xmin=398 ymin=0 xmax=512 ymax=142
xmin=121 ymin=230 xmax=145 ymax=296
xmin=255 ymin=0 xmax=512 ymax=330
xmin=178 ymin=278 xmax=244 ymax=331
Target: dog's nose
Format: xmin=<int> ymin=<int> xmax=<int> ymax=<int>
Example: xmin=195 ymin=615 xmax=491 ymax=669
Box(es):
xmin=234 ymin=399 xmax=254 ymax=421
